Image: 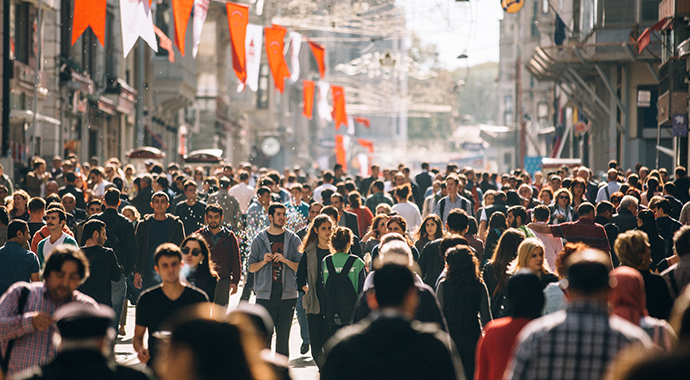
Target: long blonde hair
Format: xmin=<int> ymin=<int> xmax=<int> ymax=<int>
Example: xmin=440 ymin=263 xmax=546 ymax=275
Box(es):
xmin=514 ymin=238 xmax=552 ymax=275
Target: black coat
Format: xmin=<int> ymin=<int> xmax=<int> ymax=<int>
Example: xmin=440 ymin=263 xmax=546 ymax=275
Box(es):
xmin=131 ymin=186 xmax=154 ymax=216
xmin=91 ymin=208 xmax=139 ymax=275
xmin=612 ymin=209 xmax=637 ymax=234
xmin=665 ymin=195 xmax=683 ymax=220
xmin=595 ymin=215 xmax=620 ymax=267
xmin=23 ymin=349 xmax=152 ymax=380
xmin=342 ymin=210 xmax=361 ymax=238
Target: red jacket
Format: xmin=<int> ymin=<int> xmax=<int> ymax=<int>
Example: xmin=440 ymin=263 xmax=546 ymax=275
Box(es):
xmin=196 ymin=226 xmax=241 ymax=284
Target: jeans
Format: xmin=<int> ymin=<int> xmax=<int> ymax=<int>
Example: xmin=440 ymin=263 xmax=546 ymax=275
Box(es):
xmin=240 ymin=271 xmax=254 ymax=301
xmin=296 ymin=291 xmax=310 ymax=344
xmin=307 ymin=313 xmax=332 ymax=368
xmin=111 ymin=274 xmax=127 ymax=328
xmin=256 ymin=298 xmax=296 ymax=357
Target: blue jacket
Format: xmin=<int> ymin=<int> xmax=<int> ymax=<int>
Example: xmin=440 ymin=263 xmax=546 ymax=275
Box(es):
xmin=247 ymin=229 xmax=302 ymax=300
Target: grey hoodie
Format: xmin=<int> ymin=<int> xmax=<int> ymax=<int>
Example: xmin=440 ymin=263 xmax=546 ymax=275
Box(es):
xmin=247 ymin=229 xmax=302 ymax=300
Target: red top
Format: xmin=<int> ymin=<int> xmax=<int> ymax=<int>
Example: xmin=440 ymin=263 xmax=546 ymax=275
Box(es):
xmin=348 ymin=206 xmax=374 ymax=237
xmin=475 ymin=317 xmax=532 ymax=380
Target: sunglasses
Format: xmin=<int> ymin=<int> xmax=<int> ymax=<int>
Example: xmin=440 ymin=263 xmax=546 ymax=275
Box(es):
xmin=558 ymin=195 xmax=569 ymax=199
xmin=181 ymin=247 xmax=202 ymax=257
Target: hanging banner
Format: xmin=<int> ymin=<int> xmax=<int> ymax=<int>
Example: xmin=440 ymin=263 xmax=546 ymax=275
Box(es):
xmin=331 ymin=86 xmax=348 ymax=130
xmin=72 ymin=0 xmax=107 ymax=46
xmin=227 ymin=2 xmax=249 ymax=85
xmin=357 ymin=153 xmax=369 ymax=177
xmin=172 ymin=0 xmax=194 ymax=55
xmin=289 ymin=32 xmax=302 ymax=81
xmin=265 ymin=26 xmax=290 ymax=93
xmin=358 ymin=138 xmax=374 ymax=152
xmin=192 ymin=0 xmax=210 ymax=58
xmin=335 ymin=135 xmax=347 ymax=172
xmin=242 ymin=23 xmax=263 ymax=92
xmin=309 ymin=41 xmax=326 ymax=79
xmin=354 ymin=116 xmax=370 ymax=128
xmin=316 ymin=82 xmax=332 ymax=122
xmin=303 ymin=80 xmax=315 ymax=119
xmin=154 ymin=25 xmax=175 ymax=63
xmin=119 ymin=0 xmax=158 ymax=58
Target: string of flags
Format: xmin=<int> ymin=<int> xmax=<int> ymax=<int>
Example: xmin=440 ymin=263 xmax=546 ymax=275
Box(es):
xmin=71 ymin=0 xmax=375 ymax=133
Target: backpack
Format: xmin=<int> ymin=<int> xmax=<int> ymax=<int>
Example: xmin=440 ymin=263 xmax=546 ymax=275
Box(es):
xmin=439 ymin=197 xmax=472 ymax=219
xmin=324 ymin=255 xmax=358 ymax=326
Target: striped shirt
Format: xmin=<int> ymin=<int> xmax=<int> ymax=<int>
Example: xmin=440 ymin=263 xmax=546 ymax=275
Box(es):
xmin=0 ymin=282 xmax=97 ymax=379
xmin=549 ymin=218 xmax=611 ymax=253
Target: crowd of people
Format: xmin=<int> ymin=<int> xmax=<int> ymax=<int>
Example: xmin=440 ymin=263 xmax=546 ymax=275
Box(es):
xmin=3 ymin=154 xmax=690 ymax=379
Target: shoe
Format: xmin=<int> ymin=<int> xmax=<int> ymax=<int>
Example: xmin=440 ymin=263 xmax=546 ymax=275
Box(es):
xmin=300 ymin=343 xmax=309 ymax=355
xmin=118 ymin=327 xmax=126 ymax=336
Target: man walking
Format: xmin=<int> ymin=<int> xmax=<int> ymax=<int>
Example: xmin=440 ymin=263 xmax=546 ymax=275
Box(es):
xmin=0 ymin=221 xmax=40 ymax=295
xmin=207 ymin=177 xmax=242 ymax=229
xmin=0 ymin=246 xmax=97 ymax=379
xmin=175 ymin=180 xmax=207 ymax=237
xmin=196 ymin=204 xmax=241 ymax=308
xmin=134 ymin=192 xmax=185 ymax=291
xmin=506 ymin=206 xmax=535 ymax=238
xmin=330 ymin=193 xmax=360 ymax=238
xmin=247 ymin=203 xmax=302 ymax=357
xmin=435 ymin=174 xmax=474 ymax=225
xmin=364 ymin=180 xmax=393 ymax=214
xmin=77 ymin=219 xmax=122 ymax=307
xmin=228 ymin=170 xmax=255 ymax=215
xmin=36 ymin=208 xmax=78 ymax=267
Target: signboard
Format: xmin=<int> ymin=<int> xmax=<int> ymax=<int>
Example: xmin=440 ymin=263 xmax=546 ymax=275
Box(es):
xmin=673 ymin=114 xmax=688 ymax=137
xmin=637 ymin=90 xmax=651 ymax=107
xmin=462 ymin=142 xmax=484 ymax=151
xmin=574 ymin=121 xmax=589 ymax=137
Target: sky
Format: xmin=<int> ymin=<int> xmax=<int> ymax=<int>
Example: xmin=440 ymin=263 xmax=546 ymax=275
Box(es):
xmin=398 ymin=0 xmax=504 ymax=69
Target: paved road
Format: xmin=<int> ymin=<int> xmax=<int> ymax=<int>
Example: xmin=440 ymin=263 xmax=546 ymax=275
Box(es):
xmin=114 ymin=284 xmax=320 ymax=380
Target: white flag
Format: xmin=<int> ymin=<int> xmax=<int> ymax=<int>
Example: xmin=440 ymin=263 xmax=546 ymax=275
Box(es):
xmin=289 ymin=32 xmax=301 ymax=81
xmin=192 ymin=0 xmax=210 ymax=58
xmin=119 ymin=0 xmax=158 ymax=57
xmin=317 ymin=82 xmax=332 ymax=122
xmin=242 ymin=23 xmax=263 ymax=92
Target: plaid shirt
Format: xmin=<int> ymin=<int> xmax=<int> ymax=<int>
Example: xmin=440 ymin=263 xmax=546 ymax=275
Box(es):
xmin=505 ymin=301 xmax=652 ymax=380
xmin=0 ymin=282 xmax=96 ymax=379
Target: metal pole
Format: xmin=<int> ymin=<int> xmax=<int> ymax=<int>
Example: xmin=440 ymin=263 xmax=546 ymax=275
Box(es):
xmin=32 ymin=0 xmax=43 ymax=155
xmin=2 ymin=0 xmax=11 ymax=157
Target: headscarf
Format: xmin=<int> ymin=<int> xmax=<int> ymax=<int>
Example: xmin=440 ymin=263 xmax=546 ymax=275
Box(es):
xmin=610 ymin=266 xmax=648 ymax=325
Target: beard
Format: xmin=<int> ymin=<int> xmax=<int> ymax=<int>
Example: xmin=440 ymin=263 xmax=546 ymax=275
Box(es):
xmin=510 ymin=220 xmax=518 ymax=228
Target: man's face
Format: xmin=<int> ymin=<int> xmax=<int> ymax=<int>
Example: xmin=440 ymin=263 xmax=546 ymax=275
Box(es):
xmin=0 ymin=188 xmax=7 ymax=200
xmin=205 ymin=211 xmax=223 ymax=229
xmin=629 ymin=203 xmax=638 ymax=216
xmin=291 ymin=189 xmax=302 ymax=202
xmin=446 ymin=179 xmax=458 ymax=194
xmin=151 ymin=196 xmax=169 ymax=214
xmin=519 ymin=186 xmax=532 ymax=199
xmin=89 ymin=173 xmax=100 ymax=184
xmin=577 ymin=169 xmax=589 ymax=181
xmin=17 ymin=227 xmax=29 ymax=246
xmin=507 ymin=212 xmax=518 ymax=228
xmin=185 ymin=186 xmax=198 ymax=203
xmin=125 ymin=168 xmax=133 ymax=177
xmin=96 ymin=227 xmax=107 ymax=246
xmin=330 ymin=196 xmax=343 ymax=211
xmin=302 ymin=187 xmax=312 ymax=200
xmin=308 ymin=204 xmax=323 ymax=222
xmin=372 ymin=167 xmax=380 ymax=177
xmin=258 ymin=192 xmax=271 ymax=206
xmin=53 ymin=160 xmax=61 ymax=170
xmin=549 ymin=178 xmax=561 ymax=190
xmin=507 ymin=178 xmax=517 ymax=189
xmin=394 ymin=175 xmax=405 ymax=187
xmin=45 ymin=212 xmax=64 ymax=232
xmin=62 ymin=197 xmax=75 ymax=212
xmin=155 ymin=255 xmax=182 ymax=284
xmin=45 ymin=260 xmax=81 ymax=302
xmin=88 ymin=203 xmax=101 ymax=216
xmin=270 ymin=208 xmax=286 ymax=228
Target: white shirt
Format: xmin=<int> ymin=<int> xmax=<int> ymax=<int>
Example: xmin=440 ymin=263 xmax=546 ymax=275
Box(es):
xmin=229 ymin=183 xmax=255 ymax=214
xmin=42 ymin=233 xmax=69 ymax=262
xmin=391 ymin=202 xmax=422 ymax=233
xmin=93 ymin=180 xmax=110 ymax=198
xmin=313 ymin=183 xmax=337 ymax=203
xmin=530 ymin=222 xmax=564 ymax=271
xmin=595 ymin=181 xmax=621 ymax=202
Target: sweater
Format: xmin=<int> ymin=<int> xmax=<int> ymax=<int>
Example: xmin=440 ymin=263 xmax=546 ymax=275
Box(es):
xmin=247 ymin=229 xmax=302 ymax=300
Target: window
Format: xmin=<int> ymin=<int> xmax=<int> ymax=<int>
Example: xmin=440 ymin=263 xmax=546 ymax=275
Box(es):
xmin=602 ymin=0 xmax=634 ymax=25
xmin=12 ymin=2 xmax=35 ymax=65
xmin=641 ymin=0 xmax=660 ymax=22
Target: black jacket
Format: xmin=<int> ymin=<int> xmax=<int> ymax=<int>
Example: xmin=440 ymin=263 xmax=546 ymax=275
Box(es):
xmin=665 ymin=195 xmax=683 ymax=220
xmin=131 ymin=186 xmax=154 ymax=216
xmin=58 ymin=185 xmax=86 ymax=210
xmin=594 ymin=215 xmax=619 ymax=267
xmin=91 ymin=208 xmax=139 ymax=275
xmin=341 ymin=210 xmax=361 ymax=238
xmin=612 ymin=208 xmax=637 ymax=234
xmin=23 ymin=349 xmax=153 ymax=380
xmin=134 ymin=214 xmax=185 ymax=275
xmin=322 ymin=314 xmax=463 ymax=380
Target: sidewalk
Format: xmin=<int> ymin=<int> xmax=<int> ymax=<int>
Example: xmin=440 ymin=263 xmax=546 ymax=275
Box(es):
xmin=114 ymin=284 xmax=320 ymax=380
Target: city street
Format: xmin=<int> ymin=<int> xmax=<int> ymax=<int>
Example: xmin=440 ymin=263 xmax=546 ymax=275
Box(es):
xmin=114 ymin=284 xmax=320 ymax=380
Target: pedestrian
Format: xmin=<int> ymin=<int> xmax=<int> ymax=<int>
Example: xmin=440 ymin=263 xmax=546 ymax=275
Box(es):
xmin=9 ymin=190 xmax=30 ymax=222
xmin=482 ymin=228 xmax=525 ymax=318
xmin=360 ymin=213 xmax=388 ymax=258
xmin=196 ymin=204 xmax=241 ymax=307
xmin=134 ymin=191 xmax=185 ymax=291
xmin=207 ymin=177 xmax=242 ymax=229
xmin=36 ymin=208 xmax=78 ymax=267
xmin=436 ymin=245 xmax=492 ymax=379
xmin=175 ymin=180 xmax=207 ymax=237
xmin=636 ymin=209 xmax=667 ymax=270
xmin=228 ymin=170 xmax=255 ymax=215
xmin=0 ymin=220 xmax=40 ymax=296
xmin=391 ymin=184 xmax=422 ymax=234
xmin=77 ymin=220 xmax=122 ymax=307
xmin=313 ymin=171 xmax=337 ymax=203
xmin=247 ymin=203 xmax=302 ymax=357
xmin=26 ymin=198 xmax=46 ymax=239
xmin=506 ymin=249 xmax=653 ymax=380
xmin=346 ymin=191 xmax=373 ymax=238
xmin=506 ymin=205 xmax=535 ymax=238
xmin=296 ymin=214 xmax=333 ymax=366
xmin=329 ymin=193 xmax=360 ymax=238
xmin=130 ymin=174 xmax=154 ymax=216
xmin=364 ymin=180 xmax=394 ymax=214
xmin=418 ymin=209 xmax=469 ymax=288
xmin=435 ymin=174 xmax=474 ymax=225
xmin=0 ymin=245 xmax=97 ymax=379
xmin=512 ymin=238 xmax=558 ymax=289
xmin=484 ymin=212 xmax=507 ymax=264
xmin=133 ymin=244 xmax=208 ymax=372
xmin=413 ymin=214 xmax=443 ymax=253
xmin=321 ymin=263 xmax=465 ymax=380
xmin=180 ymin=234 xmax=219 ymax=300
xmin=475 ymin=271 xmax=545 ymax=380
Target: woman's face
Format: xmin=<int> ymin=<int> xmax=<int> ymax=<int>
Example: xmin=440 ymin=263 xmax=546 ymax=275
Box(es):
xmin=519 ymin=187 xmax=532 ymax=199
xmin=13 ymin=195 xmax=26 ymax=209
xmin=194 ymin=171 xmax=203 ymax=180
xmin=557 ymin=193 xmax=569 ymax=208
xmin=425 ymin=219 xmax=438 ymax=237
xmin=527 ymin=247 xmax=545 ymax=272
xmin=376 ymin=206 xmax=388 ymax=215
xmin=388 ymin=222 xmax=404 ymax=235
xmin=182 ymin=240 xmax=203 ymax=267
xmin=38 ymin=163 xmax=46 ymax=173
xmin=316 ymin=221 xmax=332 ymax=242
xmin=376 ymin=218 xmax=389 ymax=235
xmin=484 ymin=194 xmax=494 ymax=206
xmin=540 ymin=192 xmax=552 ymax=205
xmin=573 ymin=184 xmax=585 ymax=196
xmin=123 ymin=210 xmax=136 ymax=222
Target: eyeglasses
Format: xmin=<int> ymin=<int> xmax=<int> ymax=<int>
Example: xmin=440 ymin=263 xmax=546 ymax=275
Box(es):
xmin=558 ymin=195 xmax=569 ymax=199
xmin=181 ymin=247 xmax=202 ymax=257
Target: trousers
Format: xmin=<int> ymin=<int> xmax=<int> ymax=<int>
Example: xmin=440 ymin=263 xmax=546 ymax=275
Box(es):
xmin=256 ymin=297 xmax=296 ymax=357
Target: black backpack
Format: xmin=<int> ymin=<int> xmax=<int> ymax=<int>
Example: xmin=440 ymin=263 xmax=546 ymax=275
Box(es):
xmin=324 ymin=255 xmax=358 ymax=326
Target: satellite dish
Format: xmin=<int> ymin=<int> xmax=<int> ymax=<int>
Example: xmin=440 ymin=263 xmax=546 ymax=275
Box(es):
xmin=502 ymin=0 xmax=524 ymax=13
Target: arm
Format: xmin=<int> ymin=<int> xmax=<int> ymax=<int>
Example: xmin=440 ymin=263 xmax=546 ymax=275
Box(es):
xmin=436 ymin=281 xmax=445 ymax=310
xmin=30 ymin=273 xmax=40 ymax=282
xmin=526 ymin=222 xmax=551 ymax=234
xmin=248 ymin=238 xmax=271 ymax=273
xmin=479 ymin=282 xmax=492 ymax=326
xmin=296 ymin=251 xmax=308 ymax=291
xmin=0 ymin=287 xmax=38 ymax=341
xmin=276 ymin=254 xmax=299 ymax=272
xmin=229 ymin=233 xmax=242 ymax=286
xmin=109 ymin=250 xmax=123 ymax=282
xmin=357 ymin=263 xmax=367 ymax=294
xmin=133 ymin=325 xmax=150 ymax=363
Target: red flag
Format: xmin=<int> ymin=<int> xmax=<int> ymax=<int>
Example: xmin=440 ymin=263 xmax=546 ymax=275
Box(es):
xmin=331 ymin=86 xmax=348 ymax=130
xmin=637 ymin=28 xmax=650 ymax=54
xmin=172 ymin=0 xmax=194 ymax=55
xmin=309 ymin=41 xmax=326 ymax=79
xmin=354 ymin=117 xmax=370 ymax=128
xmin=226 ymin=2 xmax=249 ymax=84
xmin=72 ymin=0 xmax=107 ymax=46
xmin=153 ymin=25 xmax=175 ymax=63
xmin=265 ymin=26 xmax=290 ymax=93
xmin=357 ymin=138 xmax=374 ymax=153
xmin=335 ymin=135 xmax=347 ymax=172
xmin=303 ymin=80 xmax=315 ymax=119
